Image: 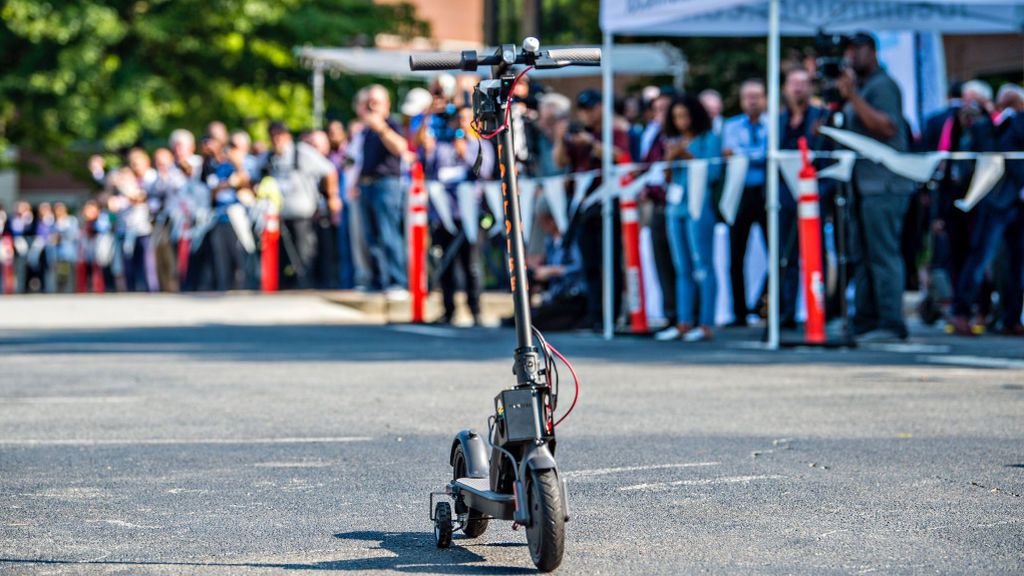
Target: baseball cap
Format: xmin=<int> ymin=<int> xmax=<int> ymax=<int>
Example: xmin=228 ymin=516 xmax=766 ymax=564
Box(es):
xmin=849 ymin=32 xmax=877 ymax=49
xmin=577 ymin=89 xmax=602 ymax=109
xmin=401 ymin=87 xmax=433 ymax=117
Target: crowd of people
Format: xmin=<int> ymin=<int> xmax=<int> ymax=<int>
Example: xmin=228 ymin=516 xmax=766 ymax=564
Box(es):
xmin=1 ymin=31 xmax=1022 ymax=340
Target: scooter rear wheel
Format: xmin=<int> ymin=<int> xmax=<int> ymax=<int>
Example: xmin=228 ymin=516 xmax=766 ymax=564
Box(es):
xmin=452 ymin=446 xmax=489 ymax=538
xmin=525 ymin=469 xmax=564 ymax=572
xmin=434 ymin=501 xmax=453 ymax=548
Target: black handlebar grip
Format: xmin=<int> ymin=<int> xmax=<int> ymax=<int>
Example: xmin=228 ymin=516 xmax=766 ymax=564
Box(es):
xmin=409 ymin=51 xmax=464 ymax=71
xmin=545 ymin=48 xmax=602 ymax=66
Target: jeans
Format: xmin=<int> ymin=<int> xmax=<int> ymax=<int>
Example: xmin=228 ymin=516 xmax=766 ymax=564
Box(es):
xmin=953 ymin=201 xmax=1023 ymax=327
xmin=123 ymin=235 xmax=156 ymax=292
xmin=209 ymin=221 xmax=243 ymax=291
xmin=778 ymin=189 xmax=800 ymax=325
xmin=279 ymin=218 xmax=318 ymax=290
xmin=666 ymin=200 xmax=717 ymax=327
xmin=649 ymin=204 xmax=677 ymax=324
xmin=433 ymin=224 xmax=481 ymax=318
xmin=849 ymin=191 xmax=911 ymax=335
xmin=729 ymin=185 xmax=767 ymax=322
xmin=338 ymin=206 xmax=355 ymax=289
xmin=359 ymin=177 xmax=407 ymax=290
xmin=575 ymin=203 xmax=622 ymax=329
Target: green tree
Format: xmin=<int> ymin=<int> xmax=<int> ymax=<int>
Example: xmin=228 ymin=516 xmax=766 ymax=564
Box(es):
xmin=0 ymin=0 xmax=427 ymax=173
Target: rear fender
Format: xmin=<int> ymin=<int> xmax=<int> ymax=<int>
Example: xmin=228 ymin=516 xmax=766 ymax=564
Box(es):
xmin=449 ymin=429 xmax=489 ymax=479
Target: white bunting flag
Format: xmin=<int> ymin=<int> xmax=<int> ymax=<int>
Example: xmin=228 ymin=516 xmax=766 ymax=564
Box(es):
xmin=820 ymin=126 xmax=943 ymax=183
xmin=777 ymin=151 xmax=805 ymax=201
xmin=569 ymin=171 xmax=597 ymax=219
xmin=620 ymin=168 xmax=654 ymax=201
xmin=686 ymin=159 xmax=709 ymax=220
xmin=456 ymin=181 xmax=480 ymax=244
xmin=517 ymin=178 xmax=538 ymax=240
xmin=427 ymin=180 xmax=457 ymax=234
xmin=719 ymin=156 xmax=749 ymax=225
xmin=817 ymin=151 xmax=857 ymax=182
xmin=482 ymin=181 xmax=503 ymax=237
xmin=955 ymin=154 xmax=1006 ymax=212
xmin=541 ymin=176 xmax=569 ymax=234
xmin=227 ymin=204 xmax=256 ymax=254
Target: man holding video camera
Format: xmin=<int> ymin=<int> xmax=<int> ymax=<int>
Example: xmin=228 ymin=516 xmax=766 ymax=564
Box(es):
xmin=837 ymin=32 xmax=914 ymax=341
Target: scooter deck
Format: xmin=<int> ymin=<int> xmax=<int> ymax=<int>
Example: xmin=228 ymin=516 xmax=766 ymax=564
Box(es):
xmin=452 ymin=477 xmax=516 ymax=521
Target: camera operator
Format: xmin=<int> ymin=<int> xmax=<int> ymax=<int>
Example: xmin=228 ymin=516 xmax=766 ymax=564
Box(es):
xmin=553 ymin=89 xmax=632 ymax=332
xmin=417 ymin=98 xmax=493 ymax=325
xmin=836 ymin=32 xmax=914 ymax=341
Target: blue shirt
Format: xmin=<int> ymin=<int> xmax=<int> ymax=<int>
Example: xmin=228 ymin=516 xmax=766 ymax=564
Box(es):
xmin=669 ymin=131 xmax=723 ymax=202
xmin=722 ymin=114 xmax=767 ymax=187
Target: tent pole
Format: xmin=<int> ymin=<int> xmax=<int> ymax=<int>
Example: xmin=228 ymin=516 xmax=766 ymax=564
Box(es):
xmin=602 ymin=31 xmax=615 ymax=340
xmin=766 ymin=0 xmax=781 ymax=350
xmin=313 ymin=62 xmax=325 ymax=130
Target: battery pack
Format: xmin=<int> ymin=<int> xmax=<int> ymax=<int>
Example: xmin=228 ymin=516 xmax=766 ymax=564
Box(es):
xmin=497 ymin=388 xmax=542 ymax=443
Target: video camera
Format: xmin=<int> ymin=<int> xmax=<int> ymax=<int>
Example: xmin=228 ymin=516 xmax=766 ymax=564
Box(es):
xmin=428 ymin=103 xmax=465 ymax=143
xmin=815 ymin=30 xmax=850 ymax=106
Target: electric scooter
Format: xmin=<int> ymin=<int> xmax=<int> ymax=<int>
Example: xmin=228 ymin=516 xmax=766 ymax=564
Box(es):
xmin=410 ymin=38 xmax=599 ymax=572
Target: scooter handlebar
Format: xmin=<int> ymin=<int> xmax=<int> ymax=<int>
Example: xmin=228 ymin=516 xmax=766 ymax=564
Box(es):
xmin=409 ymin=51 xmax=465 ymax=71
xmin=543 ymin=48 xmax=602 ymax=67
xmin=409 ymin=44 xmax=602 ymax=72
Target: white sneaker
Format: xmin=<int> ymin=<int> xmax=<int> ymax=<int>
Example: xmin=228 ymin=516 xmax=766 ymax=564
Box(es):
xmin=385 ymin=287 xmax=410 ymax=302
xmin=655 ymin=326 xmax=681 ymax=341
xmin=682 ymin=327 xmax=711 ymax=342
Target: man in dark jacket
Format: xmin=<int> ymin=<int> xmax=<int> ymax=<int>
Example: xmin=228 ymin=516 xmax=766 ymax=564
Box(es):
xmin=779 ymin=68 xmax=829 ymax=328
xmin=951 ymin=112 xmax=1024 ymax=335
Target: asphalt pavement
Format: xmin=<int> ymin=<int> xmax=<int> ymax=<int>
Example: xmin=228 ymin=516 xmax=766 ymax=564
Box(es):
xmin=0 ymin=294 xmax=1022 ymax=575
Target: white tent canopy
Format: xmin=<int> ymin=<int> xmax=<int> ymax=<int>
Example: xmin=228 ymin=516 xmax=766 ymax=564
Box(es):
xmin=602 ymin=0 xmax=1024 ymax=35
xmin=598 ymin=0 xmax=1024 ymax=346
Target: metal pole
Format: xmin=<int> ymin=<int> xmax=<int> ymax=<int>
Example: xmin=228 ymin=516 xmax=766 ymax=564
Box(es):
xmin=312 ymin=62 xmax=325 ymax=130
xmin=601 ymin=31 xmax=614 ymax=340
xmin=766 ymin=0 xmax=781 ymax=350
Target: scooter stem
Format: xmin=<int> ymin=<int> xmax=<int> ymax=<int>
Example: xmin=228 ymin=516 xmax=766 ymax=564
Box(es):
xmin=497 ymin=105 xmax=541 ymax=387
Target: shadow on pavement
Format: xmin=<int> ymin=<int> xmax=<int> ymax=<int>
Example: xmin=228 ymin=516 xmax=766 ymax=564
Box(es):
xmin=0 ymin=531 xmax=533 ymax=574
xmin=0 ymin=322 xmax=1021 ymax=368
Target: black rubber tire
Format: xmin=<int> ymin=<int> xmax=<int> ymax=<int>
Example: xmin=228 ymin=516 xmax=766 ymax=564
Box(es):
xmin=434 ymin=501 xmax=453 ymax=548
xmin=525 ymin=469 xmax=565 ymax=572
xmin=452 ymin=446 xmax=489 ymax=538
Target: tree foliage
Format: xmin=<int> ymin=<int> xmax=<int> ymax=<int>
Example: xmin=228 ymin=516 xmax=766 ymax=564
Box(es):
xmin=0 ymin=0 xmax=427 ymax=170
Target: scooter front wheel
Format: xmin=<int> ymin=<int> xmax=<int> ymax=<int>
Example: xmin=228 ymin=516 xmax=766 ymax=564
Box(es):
xmin=525 ymin=469 xmax=564 ymax=572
